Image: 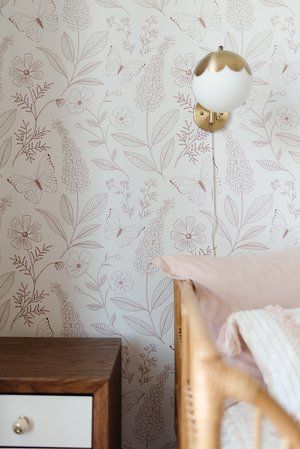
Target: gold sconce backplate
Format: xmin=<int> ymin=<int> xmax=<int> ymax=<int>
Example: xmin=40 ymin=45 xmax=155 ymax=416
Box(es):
xmin=193 ymin=103 xmax=228 ymax=132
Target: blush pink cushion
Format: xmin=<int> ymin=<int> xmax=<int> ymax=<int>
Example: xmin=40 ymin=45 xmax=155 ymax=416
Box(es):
xmin=154 ymin=248 xmax=300 ymax=380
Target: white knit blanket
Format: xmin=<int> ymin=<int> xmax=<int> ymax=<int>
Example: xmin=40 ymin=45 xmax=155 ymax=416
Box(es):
xmin=220 ymin=306 xmax=300 ymax=447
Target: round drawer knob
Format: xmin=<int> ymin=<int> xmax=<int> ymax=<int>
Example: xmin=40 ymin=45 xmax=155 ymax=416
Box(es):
xmin=13 ymin=416 xmax=30 ymax=435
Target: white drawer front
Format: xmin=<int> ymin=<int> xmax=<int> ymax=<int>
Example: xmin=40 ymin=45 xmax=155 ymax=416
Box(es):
xmin=0 ymin=395 xmax=92 ymax=448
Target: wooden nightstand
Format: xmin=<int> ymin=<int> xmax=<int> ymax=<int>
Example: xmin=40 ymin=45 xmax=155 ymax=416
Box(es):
xmin=0 ymin=337 xmax=121 ymax=449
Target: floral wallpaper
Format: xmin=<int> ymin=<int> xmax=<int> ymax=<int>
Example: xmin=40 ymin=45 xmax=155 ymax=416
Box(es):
xmin=0 ymin=0 xmax=300 ymax=447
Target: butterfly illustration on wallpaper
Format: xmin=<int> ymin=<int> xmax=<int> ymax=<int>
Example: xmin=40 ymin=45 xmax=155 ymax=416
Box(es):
xmin=171 ymin=0 xmax=221 ymax=43
xmin=9 ymin=0 xmax=58 ymax=43
xmin=270 ymin=46 xmax=300 ymax=85
xmin=170 ymin=156 xmax=219 ymax=206
xmin=36 ymin=317 xmax=54 ymax=337
xmin=7 ymin=153 xmax=57 ymax=204
xmin=105 ymin=46 xmax=145 ymax=84
xmin=270 ymin=209 xmax=300 ymax=249
xmin=104 ymin=209 xmax=145 ymax=248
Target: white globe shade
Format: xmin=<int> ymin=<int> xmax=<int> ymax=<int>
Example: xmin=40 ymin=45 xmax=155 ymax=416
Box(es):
xmin=192 ymin=50 xmax=252 ymax=113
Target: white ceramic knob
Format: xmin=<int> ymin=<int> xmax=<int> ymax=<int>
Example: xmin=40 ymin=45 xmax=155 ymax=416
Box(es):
xmin=13 ymin=416 xmax=30 ymax=435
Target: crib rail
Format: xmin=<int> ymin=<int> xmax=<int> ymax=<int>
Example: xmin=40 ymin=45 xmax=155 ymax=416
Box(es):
xmin=174 ymin=280 xmax=300 ymax=449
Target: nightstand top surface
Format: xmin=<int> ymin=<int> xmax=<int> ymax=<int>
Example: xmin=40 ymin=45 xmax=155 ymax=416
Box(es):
xmin=0 ymin=337 xmax=121 ymax=392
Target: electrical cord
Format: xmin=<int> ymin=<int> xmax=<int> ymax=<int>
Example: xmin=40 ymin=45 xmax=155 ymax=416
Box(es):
xmin=211 ymin=131 xmax=218 ymax=257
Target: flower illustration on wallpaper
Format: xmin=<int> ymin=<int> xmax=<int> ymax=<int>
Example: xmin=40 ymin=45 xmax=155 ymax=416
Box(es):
xmin=275 ymin=107 xmax=299 ymax=130
xmin=226 ymin=0 xmax=254 ymax=31
xmin=8 ymin=215 xmax=42 ymax=250
xmin=270 ymin=209 xmax=300 ymax=249
xmin=66 ymin=251 xmax=93 ymax=278
xmin=135 ymin=36 xmax=173 ymax=112
xmin=134 ymin=199 xmax=173 ymax=277
xmin=171 ymin=217 xmax=206 ymax=252
xmin=271 ymin=16 xmax=300 ymax=54
xmin=9 ymin=53 xmax=43 ymax=88
xmin=110 ymin=107 xmax=134 ymax=130
xmin=53 ymin=120 xmax=90 ymax=193
xmin=62 ymin=0 xmax=91 ymax=31
xmin=67 ymin=88 xmax=93 ymax=114
xmin=171 ymin=53 xmax=195 ymax=87
xmin=133 ymin=364 xmax=172 ymax=444
xmin=109 ymin=271 xmax=133 ymax=294
xmin=171 ymin=0 xmax=221 ymax=43
xmin=226 ymin=131 xmax=254 ymax=195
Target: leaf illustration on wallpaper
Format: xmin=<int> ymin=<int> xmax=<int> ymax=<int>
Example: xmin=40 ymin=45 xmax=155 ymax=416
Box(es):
xmin=0 ymin=0 xmax=10 ymax=14
xmin=122 ymin=390 xmax=145 ymax=415
xmin=94 ymin=0 xmax=129 ymax=15
xmin=79 ymin=194 xmax=108 ymax=224
xmin=257 ymin=159 xmax=287 ymax=173
xmin=0 ymin=271 xmax=15 ymax=301
xmin=61 ymin=32 xmax=75 ymax=64
xmin=171 ymin=0 xmax=221 ymax=43
xmin=0 ymin=299 xmax=10 ymax=332
xmin=244 ymin=194 xmax=273 ymax=225
xmin=245 ymin=30 xmax=273 ymax=60
xmin=289 ymin=151 xmax=300 ymax=164
xmin=104 ymin=209 xmax=144 ymax=248
xmin=124 ymin=152 xmax=156 ymax=172
xmin=38 ymin=47 xmax=68 ymax=80
xmin=35 ymin=317 xmax=53 ymax=337
xmin=240 ymin=225 xmax=267 ymax=241
xmin=159 ymin=302 xmax=173 ymax=337
xmin=105 ymin=46 xmax=145 ymax=84
xmin=224 ymin=32 xmax=238 ymax=54
xmin=9 ymin=0 xmax=58 ymax=43
xmin=111 ymin=133 xmax=147 ymax=147
xmin=0 ymin=36 xmax=13 ymax=103
xmin=151 ymin=277 xmax=173 ymax=310
xmin=270 ymin=209 xmax=300 ymax=248
xmin=0 ymin=136 xmax=12 ymax=171
xmin=170 ymin=155 xmax=217 ymax=206
xmin=160 ymin=138 xmax=174 ymax=172
xmin=91 ymin=322 xmax=117 ymax=336
xmin=133 ymin=0 xmax=169 ymax=14
xmin=123 ymin=316 xmax=156 ymax=337
xmin=161 ymin=443 xmax=176 ymax=449
xmin=7 ymin=153 xmax=57 ymax=204
xmin=258 ymin=0 xmax=293 ymax=14
xmin=276 ymin=132 xmax=300 ymax=147
xmin=270 ymin=46 xmax=300 ymax=84
xmin=111 ymin=297 xmax=146 ymax=312
xmin=151 ymin=109 xmax=179 ymax=146
xmin=0 ymin=108 xmax=17 ymax=140
xmin=201 ymin=210 xmax=232 ymax=245
xmin=224 ymin=195 xmax=239 ymax=228
xmin=60 ymin=194 xmax=74 ymax=227
xmin=79 ymin=31 xmax=108 ymax=61
xmin=36 ymin=209 xmax=67 ymax=242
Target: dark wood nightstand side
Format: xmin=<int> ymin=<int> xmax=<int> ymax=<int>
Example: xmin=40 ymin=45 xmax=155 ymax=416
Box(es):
xmin=0 ymin=337 xmax=121 ymax=449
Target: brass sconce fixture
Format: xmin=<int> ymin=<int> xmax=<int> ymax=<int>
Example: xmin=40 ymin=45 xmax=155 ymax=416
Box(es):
xmin=192 ymin=46 xmax=252 ymax=132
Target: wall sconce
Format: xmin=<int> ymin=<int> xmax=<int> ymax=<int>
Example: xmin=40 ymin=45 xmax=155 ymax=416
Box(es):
xmin=192 ymin=47 xmax=252 ymax=132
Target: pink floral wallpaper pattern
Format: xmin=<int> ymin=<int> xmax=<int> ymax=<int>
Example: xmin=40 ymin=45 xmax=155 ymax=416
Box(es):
xmin=0 ymin=0 xmax=300 ymax=447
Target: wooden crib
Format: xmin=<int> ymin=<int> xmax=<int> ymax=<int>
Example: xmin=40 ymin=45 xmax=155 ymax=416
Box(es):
xmin=174 ymin=280 xmax=300 ymax=449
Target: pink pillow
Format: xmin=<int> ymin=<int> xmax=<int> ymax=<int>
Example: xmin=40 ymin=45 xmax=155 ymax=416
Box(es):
xmin=154 ymin=248 xmax=300 ymax=380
